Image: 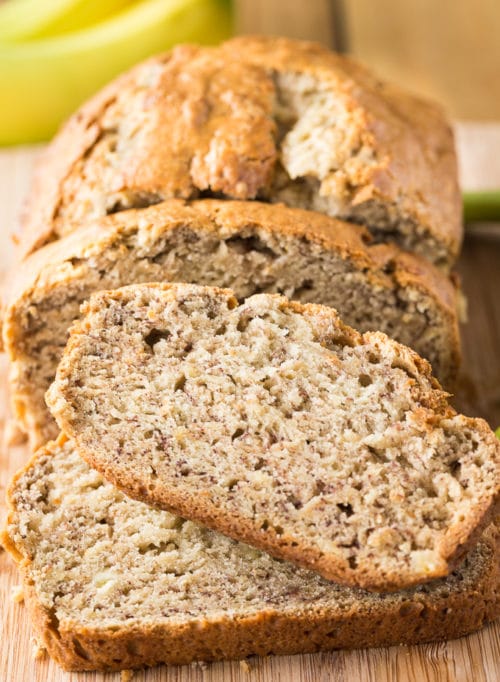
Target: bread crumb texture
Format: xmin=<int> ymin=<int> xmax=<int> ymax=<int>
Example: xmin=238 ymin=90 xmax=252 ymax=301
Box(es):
xmin=11 ymin=584 xmax=24 ymax=603
xmin=31 ymin=637 xmax=47 ymax=661
xmin=4 ymin=440 xmax=499 ymax=671
xmin=4 ymin=199 xmax=459 ymax=450
xmin=46 ymin=283 xmax=500 ymax=591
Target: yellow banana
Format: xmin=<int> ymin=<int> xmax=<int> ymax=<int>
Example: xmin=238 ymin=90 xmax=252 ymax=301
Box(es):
xmin=0 ymin=0 xmax=136 ymax=42
xmin=0 ymin=0 xmax=232 ymax=145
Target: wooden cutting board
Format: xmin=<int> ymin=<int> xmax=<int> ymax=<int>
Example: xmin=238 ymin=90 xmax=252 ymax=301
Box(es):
xmin=1 ymin=143 xmax=499 ymax=682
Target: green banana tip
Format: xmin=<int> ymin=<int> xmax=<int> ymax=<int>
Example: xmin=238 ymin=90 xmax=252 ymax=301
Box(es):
xmin=463 ymin=190 xmax=500 ymax=222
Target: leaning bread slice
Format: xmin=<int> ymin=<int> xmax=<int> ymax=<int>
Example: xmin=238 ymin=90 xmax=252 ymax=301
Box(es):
xmin=3 ymin=199 xmax=460 ymax=450
xmin=2 ymin=438 xmax=499 ymax=672
xmin=46 ymin=283 xmax=500 ymax=592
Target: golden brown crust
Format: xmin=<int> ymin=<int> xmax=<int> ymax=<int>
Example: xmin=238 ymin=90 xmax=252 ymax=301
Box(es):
xmin=25 ymin=578 xmax=500 ymax=673
xmin=19 ymin=37 xmax=461 ymax=266
xmin=6 ymin=198 xmax=459 ymax=321
xmin=3 ymin=440 xmax=499 ymax=672
xmin=18 ymin=58 xmax=155 ymax=255
xmin=10 ymin=563 xmax=500 ymax=673
xmin=225 ymin=36 xmax=461 ymax=258
xmin=4 ymin=199 xmax=461 ymax=372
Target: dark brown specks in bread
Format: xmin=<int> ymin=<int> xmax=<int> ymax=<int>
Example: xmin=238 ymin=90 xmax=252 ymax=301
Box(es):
xmin=2 ymin=438 xmax=499 ymax=671
xmin=46 ymin=283 xmax=500 ymax=592
xmin=3 ymin=199 xmax=460 ymax=449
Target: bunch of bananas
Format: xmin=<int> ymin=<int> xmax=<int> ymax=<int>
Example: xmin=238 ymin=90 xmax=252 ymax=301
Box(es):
xmin=0 ymin=0 xmax=232 ymax=145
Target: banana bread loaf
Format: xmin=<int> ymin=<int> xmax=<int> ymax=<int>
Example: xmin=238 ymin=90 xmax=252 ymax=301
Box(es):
xmin=3 ymin=438 xmax=499 ymax=672
xmin=20 ymin=36 xmax=461 ymax=268
xmin=46 ymin=283 xmax=499 ymax=592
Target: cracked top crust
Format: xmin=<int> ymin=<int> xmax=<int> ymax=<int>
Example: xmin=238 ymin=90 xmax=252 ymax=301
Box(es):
xmin=21 ymin=36 xmax=461 ymax=268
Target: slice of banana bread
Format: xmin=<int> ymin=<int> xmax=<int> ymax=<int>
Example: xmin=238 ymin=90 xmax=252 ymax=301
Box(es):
xmin=2 ymin=438 xmax=499 ymax=672
xmin=20 ymin=36 xmax=461 ymax=268
xmin=46 ymin=283 xmax=500 ymax=592
xmin=3 ymin=199 xmax=459 ymax=450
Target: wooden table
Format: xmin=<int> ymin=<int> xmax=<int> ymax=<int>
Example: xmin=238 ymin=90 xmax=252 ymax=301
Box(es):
xmin=1 ymin=136 xmax=499 ymax=682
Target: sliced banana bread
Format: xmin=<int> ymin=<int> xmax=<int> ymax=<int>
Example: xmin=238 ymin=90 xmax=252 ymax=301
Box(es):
xmin=3 ymin=199 xmax=459 ymax=450
xmin=46 ymin=283 xmax=499 ymax=592
xmin=3 ymin=438 xmax=499 ymax=672
xmin=21 ymin=36 xmax=461 ymax=267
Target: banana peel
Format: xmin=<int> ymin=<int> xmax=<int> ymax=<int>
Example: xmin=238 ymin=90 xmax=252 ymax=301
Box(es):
xmin=0 ymin=0 xmax=136 ymax=42
xmin=0 ymin=0 xmax=232 ymax=145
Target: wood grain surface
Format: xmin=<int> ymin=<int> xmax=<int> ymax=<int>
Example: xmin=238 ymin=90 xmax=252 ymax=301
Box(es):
xmin=344 ymin=0 xmax=500 ymax=120
xmin=1 ymin=135 xmax=500 ymax=682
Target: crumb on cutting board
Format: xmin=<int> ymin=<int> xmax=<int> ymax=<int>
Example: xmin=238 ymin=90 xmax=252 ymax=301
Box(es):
xmin=4 ymin=418 xmax=28 ymax=446
xmin=31 ymin=637 xmax=47 ymax=660
xmin=240 ymin=659 xmax=252 ymax=673
xmin=11 ymin=584 xmax=24 ymax=602
xmin=121 ymin=670 xmax=135 ymax=682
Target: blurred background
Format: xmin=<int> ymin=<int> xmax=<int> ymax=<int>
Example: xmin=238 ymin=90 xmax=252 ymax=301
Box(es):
xmin=240 ymin=0 xmax=500 ymax=121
